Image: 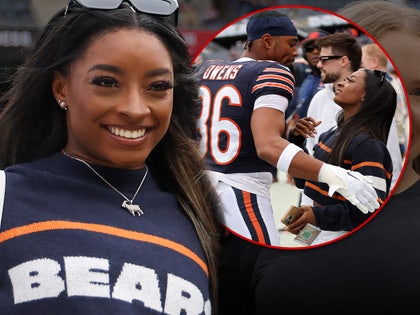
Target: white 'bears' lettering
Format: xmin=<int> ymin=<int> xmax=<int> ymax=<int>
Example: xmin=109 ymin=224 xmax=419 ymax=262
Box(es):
xmin=65 ymin=256 xmax=110 ymax=298
xmin=112 ymin=262 xmax=163 ymax=311
xmin=8 ymin=258 xmax=65 ymax=303
xmin=7 ymin=256 xmax=210 ymax=314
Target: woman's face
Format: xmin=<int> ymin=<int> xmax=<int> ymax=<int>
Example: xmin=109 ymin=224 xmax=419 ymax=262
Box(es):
xmin=53 ymin=28 xmax=174 ymax=169
xmin=333 ymin=69 xmax=366 ymax=112
xmin=379 ymin=30 xmax=420 ymax=163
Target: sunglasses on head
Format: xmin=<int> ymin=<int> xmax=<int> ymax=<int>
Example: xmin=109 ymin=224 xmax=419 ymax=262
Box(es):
xmin=373 ymin=69 xmax=386 ymax=84
xmin=65 ymin=0 xmax=179 ymax=25
xmin=360 ymin=69 xmax=387 ymax=86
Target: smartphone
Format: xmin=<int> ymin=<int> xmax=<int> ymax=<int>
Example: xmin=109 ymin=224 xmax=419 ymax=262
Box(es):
xmin=281 ymin=205 xmax=303 ymax=225
xmin=294 ymin=223 xmax=322 ymax=246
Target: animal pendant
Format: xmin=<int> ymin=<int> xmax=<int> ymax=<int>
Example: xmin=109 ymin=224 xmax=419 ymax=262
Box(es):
xmin=122 ymin=200 xmax=143 ymax=216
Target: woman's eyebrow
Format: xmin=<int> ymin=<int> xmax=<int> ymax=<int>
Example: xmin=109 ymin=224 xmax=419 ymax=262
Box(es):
xmin=144 ymin=68 xmax=173 ymax=78
xmin=87 ymin=65 xmax=172 ymax=78
xmin=88 ymin=64 xmax=123 ymax=75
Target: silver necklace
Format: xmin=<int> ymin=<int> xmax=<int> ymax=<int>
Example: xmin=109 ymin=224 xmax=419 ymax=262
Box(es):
xmin=62 ymin=150 xmax=148 ymax=216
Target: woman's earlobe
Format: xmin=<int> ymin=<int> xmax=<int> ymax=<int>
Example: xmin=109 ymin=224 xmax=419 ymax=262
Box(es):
xmin=52 ymin=71 xmax=66 ymax=102
xmin=57 ymin=99 xmax=68 ymax=110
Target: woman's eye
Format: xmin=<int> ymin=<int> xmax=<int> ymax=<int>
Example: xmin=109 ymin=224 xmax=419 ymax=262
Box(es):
xmin=91 ymin=76 xmax=119 ymax=88
xmin=149 ymin=81 xmax=174 ymax=91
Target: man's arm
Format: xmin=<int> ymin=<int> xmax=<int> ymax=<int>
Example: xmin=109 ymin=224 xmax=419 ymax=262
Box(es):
xmin=251 ymin=107 xmax=380 ymax=214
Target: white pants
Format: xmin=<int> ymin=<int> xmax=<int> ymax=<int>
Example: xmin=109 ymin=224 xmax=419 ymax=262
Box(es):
xmin=216 ymin=181 xmax=280 ymax=246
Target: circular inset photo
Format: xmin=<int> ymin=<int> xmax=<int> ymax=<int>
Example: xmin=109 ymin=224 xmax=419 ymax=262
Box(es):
xmin=193 ymin=5 xmax=411 ymax=248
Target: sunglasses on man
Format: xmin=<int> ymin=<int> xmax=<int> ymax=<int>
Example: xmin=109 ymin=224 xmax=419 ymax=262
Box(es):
xmin=318 ymin=55 xmax=344 ymax=64
xmin=304 ymin=44 xmax=320 ymax=53
xmin=65 ymin=0 xmax=179 ymax=25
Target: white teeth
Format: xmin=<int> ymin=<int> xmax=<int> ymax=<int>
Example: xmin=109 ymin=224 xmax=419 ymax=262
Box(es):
xmin=109 ymin=127 xmax=146 ymax=139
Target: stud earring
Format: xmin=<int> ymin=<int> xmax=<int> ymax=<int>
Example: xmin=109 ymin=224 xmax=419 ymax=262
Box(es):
xmin=57 ymin=99 xmax=68 ymax=110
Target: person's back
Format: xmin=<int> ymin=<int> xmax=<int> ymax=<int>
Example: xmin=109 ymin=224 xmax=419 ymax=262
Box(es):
xmin=196 ymin=58 xmax=294 ymax=174
xmin=196 ymin=56 xmax=295 ymax=245
xmin=195 ymin=10 xmax=303 ymax=246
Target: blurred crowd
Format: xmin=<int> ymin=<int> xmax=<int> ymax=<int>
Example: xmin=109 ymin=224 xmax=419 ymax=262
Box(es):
xmin=178 ymin=0 xmax=420 ymax=30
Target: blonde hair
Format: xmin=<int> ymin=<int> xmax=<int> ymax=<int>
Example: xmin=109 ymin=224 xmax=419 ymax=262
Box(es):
xmin=362 ymin=43 xmax=388 ymax=69
xmin=338 ymin=0 xmax=420 ymax=39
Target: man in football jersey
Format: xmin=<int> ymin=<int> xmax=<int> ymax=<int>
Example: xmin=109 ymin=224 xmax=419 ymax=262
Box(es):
xmin=195 ymin=9 xmax=380 ymax=246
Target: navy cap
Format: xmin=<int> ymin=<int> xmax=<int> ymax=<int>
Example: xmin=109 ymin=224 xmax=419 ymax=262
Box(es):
xmin=246 ymin=14 xmax=297 ymax=41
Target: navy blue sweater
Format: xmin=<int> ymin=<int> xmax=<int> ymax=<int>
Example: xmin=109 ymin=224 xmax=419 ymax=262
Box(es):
xmin=289 ymin=128 xmax=392 ymax=231
xmin=0 ymin=153 xmax=211 ymax=314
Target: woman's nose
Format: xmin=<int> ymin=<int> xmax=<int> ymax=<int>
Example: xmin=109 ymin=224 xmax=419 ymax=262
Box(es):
xmin=336 ymin=81 xmax=344 ymax=87
xmin=120 ymin=90 xmax=151 ymax=117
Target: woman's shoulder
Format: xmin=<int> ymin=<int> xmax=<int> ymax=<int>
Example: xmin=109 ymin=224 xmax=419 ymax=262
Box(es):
xmin=5 ymin=153 xmax=60 ymax=173
xmin=348 ymin=133 xmax=391 ymax=162
xmin=351 ymin=132 xmax=387 ymax=148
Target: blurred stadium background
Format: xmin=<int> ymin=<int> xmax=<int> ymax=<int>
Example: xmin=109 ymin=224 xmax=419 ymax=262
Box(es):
xmin=1 ymin=0 xmax=419 ymax=95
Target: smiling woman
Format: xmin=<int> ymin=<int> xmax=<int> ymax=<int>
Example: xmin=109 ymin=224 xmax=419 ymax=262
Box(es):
xmin=0 ymin=1 xmax=222 ymax=314
xmin=53 ymin=28 xmax=174 ymax=169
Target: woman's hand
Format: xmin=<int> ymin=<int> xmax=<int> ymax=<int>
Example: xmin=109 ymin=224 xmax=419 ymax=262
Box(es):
xmin=285 ymin=206 xmax=316 ymax=234
xmin=289 ymin=117 xmax=321 ymax=138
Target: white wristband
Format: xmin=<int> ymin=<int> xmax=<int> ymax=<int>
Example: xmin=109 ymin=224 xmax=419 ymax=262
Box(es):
xmin=276 ymin=143 xmax=303 ymax=173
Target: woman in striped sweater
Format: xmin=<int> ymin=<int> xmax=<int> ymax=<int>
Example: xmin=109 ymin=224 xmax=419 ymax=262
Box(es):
xmin=286 ymin=68 xmax=396 ymax=238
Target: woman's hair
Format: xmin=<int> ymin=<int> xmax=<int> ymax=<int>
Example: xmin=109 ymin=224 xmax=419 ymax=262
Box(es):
xmin=0 ymin=4 xmax=221 ymax=307
xmin=338 ymin=0 xmax=420 ymax=38
xmin=328 ymin=69 xmax=397 ymax=165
